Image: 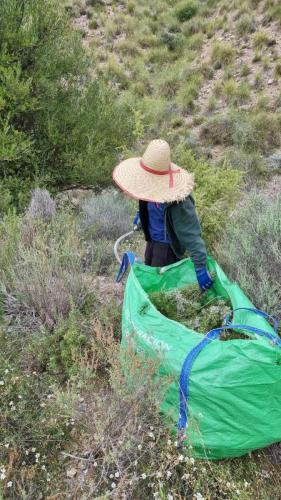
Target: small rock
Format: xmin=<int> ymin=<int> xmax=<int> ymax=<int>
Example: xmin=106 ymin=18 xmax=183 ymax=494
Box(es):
xmin=67 ymin=468 xmax=77 ymax=478
xmin=268 ymin=79 xmax=274 ymax=85
xmin=267 ymin=39 xmax=277 ymax=47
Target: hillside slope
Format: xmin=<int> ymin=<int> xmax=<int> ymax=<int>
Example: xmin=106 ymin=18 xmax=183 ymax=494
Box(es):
xmin=71 ymin=0 xmax=281 ymax=174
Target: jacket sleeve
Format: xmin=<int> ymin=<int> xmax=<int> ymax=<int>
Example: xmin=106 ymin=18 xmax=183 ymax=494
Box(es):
xmin=170 ymin=197 xmax=207 ymax=269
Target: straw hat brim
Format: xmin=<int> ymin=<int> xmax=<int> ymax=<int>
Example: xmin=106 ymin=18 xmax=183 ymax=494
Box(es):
xmin=113 ymin=157 xmax=194 ymax=203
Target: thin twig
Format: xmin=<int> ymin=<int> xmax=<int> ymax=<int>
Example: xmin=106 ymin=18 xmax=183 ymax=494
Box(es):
xmin=61 ymin=451 xmax=91 ymax=462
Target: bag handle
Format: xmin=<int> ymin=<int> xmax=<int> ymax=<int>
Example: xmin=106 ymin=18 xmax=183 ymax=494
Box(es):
xmin=232 ymin=307 xmax=279 ymax=333
xmin=178 ymin=324 xmax=281 ymax=433
xmin=115 ymin=251 xmax=136 ymax=283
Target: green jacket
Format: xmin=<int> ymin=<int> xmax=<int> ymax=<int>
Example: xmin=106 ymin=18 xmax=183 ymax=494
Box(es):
xmin=139 ymin=196 xmax=207 ymax=269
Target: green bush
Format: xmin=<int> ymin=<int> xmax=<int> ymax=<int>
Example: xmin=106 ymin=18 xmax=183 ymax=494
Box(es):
xmin=174 ymin=145 xmax=242 ymax=249
xmin=236 ymin=13 xmax=256 ymax=35
xmin=0 ymin=0 xmax=134 ymax=209
xmin=223 ymin=149 xmax=268 ymax=177
xmin=211 ymin=41 xmax=235 ymax=67
xmin=216 ymin=192 xmax=281 ymax=325
xmin=200 ymin=111 xmax=281 ymax=153
xmin=175 ymin=1 xmax=198 ymax=22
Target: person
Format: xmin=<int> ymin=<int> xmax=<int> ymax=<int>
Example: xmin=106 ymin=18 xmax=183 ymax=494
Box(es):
xmin=112 ymin=139 xmax=213 ymax=291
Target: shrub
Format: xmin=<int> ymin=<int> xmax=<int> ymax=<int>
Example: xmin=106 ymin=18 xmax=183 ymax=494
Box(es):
xmin=274 ymin=62 xmax=281 ymax=78
xmin=186 ymin=33 xmax=204 ymax=50
xmin=85 ymin=238 xmax=117 ymax=274
xmin=211 ymin=41 xmax=235 ymax=67
xmin=223 ymin=149 xmax=268 ymax=177
xmin=200 ymin=111 xmax=281 ymax=153
xmin=236 ymin=13 xmax=256 ymax=35
xmin=200 ymin=113 xmax=235 ymax=145
xmin=0 ymin=331 xmax=74 ymax=497
xmin=175 ymin=1 xmax=198 ymax=22
xmin=182 ymin=17 xmax=205 ymax=36
xmin=241 ymin=63 xmax=251 ymax=76
xmin=216 ymin=192 xmax=281 ymax=324
xmin=0 ymin=0 xmax=134 ymax=207
xmin=176 ymin=74 xmax=203 ymax=112
xmin=65 ymin=345 xmax=173 ymax=498
xmin=174 ymin=145 xmax=242 ymax=249
xmin=80 ymin=190 xmax=132 ymax=240
xmin=160 ymin=31 xmax=185 ymax=52
xmin=0 ymin=183 xmax=12 ymax=215
xmin=253 ymin=31 xmax=272 ymax=49
xmin=26 ymin=189 xmax=56 ymax=221
xmin=0 ymin=210 xmax=88 ymax=330
xmin=234 ymin=111 xmax=281 ymax=153
xmin=265 ymin=3 xmax=281 ymax=24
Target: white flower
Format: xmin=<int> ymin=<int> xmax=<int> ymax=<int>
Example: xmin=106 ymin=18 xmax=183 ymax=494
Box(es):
xmin=137 ymin=444 xmax=142 ymax=450
xmin=4 ymin=443 xmax=9 ymax=448
xmin=42 ymin=465 xmax=46 ymax=471
xmin=31 ymin=448 xmax=36 ymax=452
xmin=168 ymin=494 xmax=173 ymax=500
xmin=174 ymin=441 xmax=178 ymax=447
xmin=40 ymin=403 xmax=46 ymax=408
xmin=5 ymin=369 xmax=9 ymax=374
xmin=194 ymin=493 xmax=205 ymax=500
xmin=7 ymin=481 xmax=12 ymax=488
xmin=148 ymin=432 xmax=154 ymax=439
xmin=178 ymin=454 xmax=184 ymax=462
xmin=9 ymin=401 xmax=14 ymax=406
xmin=166 ymin=471 xmax=172 ymax=479
xmin=35 ymin=453 xmax=40 ymax=458
xmin=189 ymin=457 xmax=195 ymax=465
xmin=93 ymin=462 xmax=98 ymax=467
xmin=111 ymin=482 xmax=116 ymax=489
xmin=167 ymin=439 xmax=172 ymax=445
xmin=236 ymin=490 xmax=240 ymax=495
xmin=150 ymin=426 xmax=154 ymax=431
xmin=141 ymin=473 xmax=147 ymax=480
xmin=0 ymin=473 xmax=6 ymax=480
xmin=11 ymin=406 xmax=16 ymax=411
xmin=18 ymin=395 xmax=22 ymax=399
xmin=0 ymin=381 xmax=4 ymax=385
xmin=156 ymin=472 xmax=162 ymax=478
xmin=109 ymin=474 xmax=114 ymax=479
xmin=115 ymin=472 xmax=120 ymax=478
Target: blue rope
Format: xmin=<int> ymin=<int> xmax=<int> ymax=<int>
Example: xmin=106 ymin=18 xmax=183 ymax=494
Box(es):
xmin=178 ymin=324 xmax=281 ymax=432
xmin=233 ymin=307 xmax=279 ymax=333
xmin=115 ymin=252 xmax=136 ymax=283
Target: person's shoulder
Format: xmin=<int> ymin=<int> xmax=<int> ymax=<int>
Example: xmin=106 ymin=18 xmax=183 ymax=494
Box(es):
xmin=170 ymin=195 xmax=195 ymax=210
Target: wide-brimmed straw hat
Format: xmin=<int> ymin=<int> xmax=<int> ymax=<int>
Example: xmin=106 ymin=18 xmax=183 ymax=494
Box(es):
xmin=112 ymin=139 xmax=194 ymax=203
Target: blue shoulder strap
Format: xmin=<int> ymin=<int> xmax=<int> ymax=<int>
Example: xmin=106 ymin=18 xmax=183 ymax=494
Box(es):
xmin=232 ymin=307 xmax=279 ymax=333
xmin=178 ymin=323 xmax=281 ymax=434
xmin=115 ymin=251 xmax=136 ymax=283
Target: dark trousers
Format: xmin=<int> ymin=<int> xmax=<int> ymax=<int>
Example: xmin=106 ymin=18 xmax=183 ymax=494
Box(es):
xmin=144 ymin=241 xmax=180 ymax=267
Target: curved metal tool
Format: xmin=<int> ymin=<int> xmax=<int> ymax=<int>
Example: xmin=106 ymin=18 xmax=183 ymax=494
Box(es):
xmin=113 ymin=230 xmax=135 ymax=264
